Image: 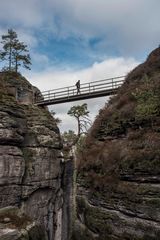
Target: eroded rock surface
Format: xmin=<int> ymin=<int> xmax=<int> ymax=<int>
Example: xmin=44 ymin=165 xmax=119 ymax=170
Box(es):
xmin=0 ymin=206 xmax=47 ymax=240
xmin=73 ymin=48 xmax=160 ymax=240
xmin=0 ymin=72 xmax=64 ymax=240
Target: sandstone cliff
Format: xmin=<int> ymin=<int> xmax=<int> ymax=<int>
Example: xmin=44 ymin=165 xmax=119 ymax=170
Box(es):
xmin=0 ymin=72 xmax=67 ymax=240
xmin=73 ymin=47 xmax=160 ymax=240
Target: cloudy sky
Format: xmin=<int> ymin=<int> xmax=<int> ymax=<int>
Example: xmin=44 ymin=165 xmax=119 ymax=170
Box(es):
xmin=0 ymin=0 xmax=160 ymax=132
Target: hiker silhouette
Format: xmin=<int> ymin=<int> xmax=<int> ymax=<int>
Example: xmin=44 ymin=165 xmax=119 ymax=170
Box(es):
xmin=76 ymin=80 xmax=80 ymax=94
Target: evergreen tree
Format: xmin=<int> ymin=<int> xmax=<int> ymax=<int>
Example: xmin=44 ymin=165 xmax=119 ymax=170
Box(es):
xmin=12 ymin=40 xmax=31 ymax=72
xmin=0 ymin=29 xmax=31 ymax=72
xmin=0 ymin=29 xmax=17 ymax=71
xmin=68 ymin=103 xmax=91 ymax=140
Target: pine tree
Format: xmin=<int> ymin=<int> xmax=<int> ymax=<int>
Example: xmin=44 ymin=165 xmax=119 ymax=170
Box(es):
xmin=68 ymin=103 xmax=91 ymax=140
xmin=0 ymin=29 xmax=31 ymax=72
xmin=12 ymin=40 xmax=31 ymax=72
xmin=0 ymin=29 xmax=17 ymax=71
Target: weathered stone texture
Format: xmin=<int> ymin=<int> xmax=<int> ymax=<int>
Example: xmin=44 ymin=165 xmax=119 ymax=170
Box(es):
xmin=0 ymin=73 xmax=64 ymax=240
xmin=73 ymin=48 xmax=160 ymax=240
xmin=0 ymin=206 xmax=47 ymax=240
xmin=62 ymin=160 xmax=74 ymax=240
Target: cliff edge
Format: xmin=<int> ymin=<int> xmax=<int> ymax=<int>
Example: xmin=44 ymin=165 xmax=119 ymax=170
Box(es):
xmin=0 ymin=72 xmax=64 ymax=240
xmin=73 ymin=47 xmax=160 ymax=240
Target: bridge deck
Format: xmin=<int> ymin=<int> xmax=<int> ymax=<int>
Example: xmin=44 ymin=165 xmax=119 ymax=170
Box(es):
xmin=36 ymin=76 xmax=125 ymax=106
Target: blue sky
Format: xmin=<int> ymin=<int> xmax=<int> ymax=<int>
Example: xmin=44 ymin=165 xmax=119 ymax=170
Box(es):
xmin=0 ymin=0 xmax=160 ymax=131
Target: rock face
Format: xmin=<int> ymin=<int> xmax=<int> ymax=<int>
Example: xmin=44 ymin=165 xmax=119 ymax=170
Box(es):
xmin=0 ymin=206 xmax=47 ymax=240
xmin=73 ymin=48 xmax=160 ymax=240
xmin=0 ymin=72 xmax=66 ymax=240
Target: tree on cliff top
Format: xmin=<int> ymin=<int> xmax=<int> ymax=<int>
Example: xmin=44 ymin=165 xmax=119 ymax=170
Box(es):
xmin=0 ymin=29 xmax=31 ymax=73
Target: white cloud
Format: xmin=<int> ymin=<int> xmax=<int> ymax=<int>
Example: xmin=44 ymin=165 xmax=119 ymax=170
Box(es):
xmin=48 ymin=0 xmax=160 ymax=54
xmin=0 ymin=0 xmax=45 ymax=27
xmin=31 ymin=52 xmax=50 ymax=68
xmin=17 ymin=30 xmax=38 ymax=48
xmin=27 ymin=57 xmax=137 ymax=91
xmin=26 ymin=56 xmax=139 ymax=132
xmin=0 ymin=0 xmax=159 ymax=56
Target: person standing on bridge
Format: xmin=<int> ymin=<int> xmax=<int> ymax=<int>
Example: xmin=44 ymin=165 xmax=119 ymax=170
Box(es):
xmin=76 ymin=80 xmax=81 ymax=94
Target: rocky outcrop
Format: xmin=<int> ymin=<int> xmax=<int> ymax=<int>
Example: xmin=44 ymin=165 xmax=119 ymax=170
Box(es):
xmin=73 ymin=48 xmax=160 ymax=240
xmin=0 ymin=206 xmax=47 ymax=240
xmin=0 ymin=72 xmax=65 ymax=240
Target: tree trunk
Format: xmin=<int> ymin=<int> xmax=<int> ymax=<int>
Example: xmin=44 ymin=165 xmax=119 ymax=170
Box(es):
xmin=71 ymin=117 xmax=81 ymax=146
xmin=15 ymin=56 xmax=18 ymax=73
xmin=9 ymin=40 xmax=11 ymax=71
xmin=77 ymin=117 xmax=80 ymax=138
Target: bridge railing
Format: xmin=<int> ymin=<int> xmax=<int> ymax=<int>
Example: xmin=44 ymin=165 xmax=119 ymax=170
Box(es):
xmin=36 ymin=76 xmax=125 ymax=103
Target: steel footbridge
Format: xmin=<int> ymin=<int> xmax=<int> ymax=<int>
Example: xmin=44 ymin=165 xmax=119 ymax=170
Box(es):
xmin=36 ymin=76 xmax=125 ymax=106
